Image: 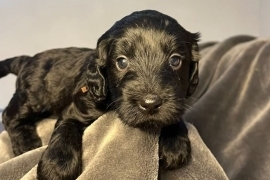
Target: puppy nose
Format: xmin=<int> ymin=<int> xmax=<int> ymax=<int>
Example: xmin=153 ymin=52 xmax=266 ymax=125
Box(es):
xmin=139 ymin=94 xmax=163 ymax=114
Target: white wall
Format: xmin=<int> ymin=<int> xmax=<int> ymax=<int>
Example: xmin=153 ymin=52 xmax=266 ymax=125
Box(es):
xmin=260 ymin=0 xmax=270 ymax=37
xmin=0 ymin=0 xmax=266 ymax=108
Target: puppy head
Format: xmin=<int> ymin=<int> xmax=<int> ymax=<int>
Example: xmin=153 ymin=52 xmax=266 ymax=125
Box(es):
xmin=96 ymin=10 xmax=200 ymax=128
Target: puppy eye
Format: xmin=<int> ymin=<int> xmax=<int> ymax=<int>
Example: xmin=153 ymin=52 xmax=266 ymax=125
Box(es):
xmin=169 ymin=54 xmax=182 ymax=70
xmin=116 ymin=56 xmax=129 ymax=71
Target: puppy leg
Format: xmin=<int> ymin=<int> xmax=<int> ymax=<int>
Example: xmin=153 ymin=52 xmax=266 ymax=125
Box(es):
xmin=37 ymin=118 xmax=86 ymax=180
xmin=159 ymin=120 xmax=191 ymax=169
xmin=2 ymin=92 xmax=42 ymax=156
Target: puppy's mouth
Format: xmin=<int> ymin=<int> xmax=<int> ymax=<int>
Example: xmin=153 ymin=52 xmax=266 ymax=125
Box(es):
xmin=116 ymin=93 xmax=185 ymax=130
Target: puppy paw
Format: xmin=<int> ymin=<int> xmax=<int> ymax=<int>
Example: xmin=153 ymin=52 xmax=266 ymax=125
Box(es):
xmin=10 ymin=133 xmax=42 ymax=156
xmin=37 ymin=144 xmax=82 ymax=180
xmin=159 ymin=135 xmax=191 ymax=169
xmin=12 ymin=139 xmax=42 ymax=156
xmin=159 ymin=122 xmax=191 ymax=170
xmin=37 ymin=119 xmax=84 ymax=180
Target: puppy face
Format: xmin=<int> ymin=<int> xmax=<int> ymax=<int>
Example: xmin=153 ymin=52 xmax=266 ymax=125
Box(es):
xmin=93 ymin=10 xmax=199 ymax=128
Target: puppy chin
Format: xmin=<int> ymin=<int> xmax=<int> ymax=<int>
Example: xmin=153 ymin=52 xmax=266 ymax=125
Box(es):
xmin=116 ymin=102 xmax=184 ymax=131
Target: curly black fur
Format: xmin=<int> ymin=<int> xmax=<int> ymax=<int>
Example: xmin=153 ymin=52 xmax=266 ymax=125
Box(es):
xmin=0 ymin=10 xmax=199 ymax=179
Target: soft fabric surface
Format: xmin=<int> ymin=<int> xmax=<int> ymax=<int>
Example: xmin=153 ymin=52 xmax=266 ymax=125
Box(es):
xmin=0 ymin=113 xmax=228 ymax=180
xmin=185 ymin=35 xmax=270 ymax=180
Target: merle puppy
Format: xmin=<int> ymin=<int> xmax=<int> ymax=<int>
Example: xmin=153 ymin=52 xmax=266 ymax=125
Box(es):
xmin=0 ymin=10 xmax=199 ymax=179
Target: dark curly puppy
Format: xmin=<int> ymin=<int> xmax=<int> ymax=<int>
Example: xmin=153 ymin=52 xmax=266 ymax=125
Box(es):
xmin=0 ymin=10 xmax=199 ymax=179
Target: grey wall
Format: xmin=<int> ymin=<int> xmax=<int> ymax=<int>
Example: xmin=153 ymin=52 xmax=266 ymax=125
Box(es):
xmin=260 ymin=0 xmax=270 ymax=37
xmin=0 ymin=0 xmax=268 ymax=109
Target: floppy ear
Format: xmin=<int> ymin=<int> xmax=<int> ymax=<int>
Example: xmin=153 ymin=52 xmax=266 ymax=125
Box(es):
xmin=186 ymin=34 xmax=200 ymax=98
xmin=86 ymin=39 xmax=111 ymax=101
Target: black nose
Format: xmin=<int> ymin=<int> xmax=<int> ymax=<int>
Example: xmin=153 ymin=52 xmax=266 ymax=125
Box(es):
xmin=139 ymin=94 xmax=163 ymax=114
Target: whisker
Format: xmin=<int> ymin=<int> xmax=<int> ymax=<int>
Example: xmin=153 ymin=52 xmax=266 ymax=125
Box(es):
xmin=183 ymin=104 xmax=197 ymax=112
xmin=106 ymin=97 xmax=122 ymax=110
xmin=188 ymin=96 xmax=198 ymax=101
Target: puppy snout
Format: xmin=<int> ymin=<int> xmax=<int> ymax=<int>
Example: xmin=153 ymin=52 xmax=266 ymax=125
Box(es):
xmin=139 ymin=94 xmax=163 ymax=114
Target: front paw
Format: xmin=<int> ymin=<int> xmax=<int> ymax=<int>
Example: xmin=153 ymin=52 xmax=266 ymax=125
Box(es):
xmin=12 ymin=138 xmax=42 ymax=156
xmin=9 ymin=130 xmax=42 ymax=156
xmin=37 ymin=149 xmax=82 ymax=180
xmin=37 ymin=119 xmax=84 ymax=180
xmin=159 ymin=122 xmax=191 ymax=170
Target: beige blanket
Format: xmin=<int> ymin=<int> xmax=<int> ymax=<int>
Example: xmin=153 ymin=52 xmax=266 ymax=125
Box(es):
xmin=0 ymin=112 xmax=228 ymax=180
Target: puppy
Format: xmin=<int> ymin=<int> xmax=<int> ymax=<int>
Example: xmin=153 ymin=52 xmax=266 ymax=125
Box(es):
xmin=0 ymin=10 xmax=199 ymax=179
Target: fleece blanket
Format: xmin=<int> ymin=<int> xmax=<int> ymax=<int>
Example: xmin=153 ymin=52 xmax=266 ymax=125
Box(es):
xmin=0 ymin=113 xmax=228 ymax=180
xmin=185 ymin=35 xmax=270 ymax=180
